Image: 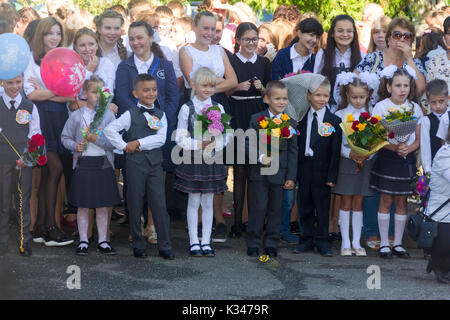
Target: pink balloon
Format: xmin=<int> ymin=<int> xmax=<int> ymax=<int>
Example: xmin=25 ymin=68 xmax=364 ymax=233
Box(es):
xmin=40 ymin=48 xmax=87 ymax=97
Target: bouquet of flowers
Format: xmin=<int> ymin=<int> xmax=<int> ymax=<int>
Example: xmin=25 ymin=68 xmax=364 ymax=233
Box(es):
xmin=81 ymin=87 xmax=112 ymax=150
xmin=257 ymin=113 xmax=296 ymax=156
xmin=196 ymin=105 xmax=232 ymax=136
xmin=20 ymin=133 xmax=47 ymax=167
xmin=339 ymin=112 xmax=389 ymax=171
xmin=411 ymin=173 xmax=431 ymax=212
xmin=380 ymin=105 xmax=418 ymax=145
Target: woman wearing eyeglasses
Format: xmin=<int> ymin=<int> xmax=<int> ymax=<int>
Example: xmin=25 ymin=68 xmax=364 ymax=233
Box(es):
xmin=227 ymin=22 xmax=272 ymax=238
xmin=355 ymin=17 xmax=426 ymax=96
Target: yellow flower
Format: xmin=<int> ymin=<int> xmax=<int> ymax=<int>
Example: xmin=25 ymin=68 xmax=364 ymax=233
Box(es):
xmin=259 ymin=120 xmax=269 ymax=129
xmin=374 ymin=115 xmax=381 ymax=121
xmin=271 ymin=128 xmax=281 ymax=138
xmin=273 ymin=117 xmax=282 ymax=125
xmin=281 ymin=113 xmax=290 ymax=122
xmin=346 ymin=113 xmax=354 ymax=122
xmin=356 ymin=123 xmax=367 ymax=131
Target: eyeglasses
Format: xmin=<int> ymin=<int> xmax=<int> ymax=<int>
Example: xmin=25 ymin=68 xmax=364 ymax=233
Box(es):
xmin=240 ymin=37 xmax=259 ymax=44
xmin=392 ymin=31 xmax=412 ymax=41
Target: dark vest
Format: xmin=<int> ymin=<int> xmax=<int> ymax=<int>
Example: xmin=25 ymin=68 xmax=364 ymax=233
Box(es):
xmin=125 ymin=106 xmax=164 ymax=166
xmin=0 ymin=97 xmax=34 ymax=164
xmin=427 ymin=113 xmax=442 ymax=160
xmin=185 ymin=99 xmax=219 ymax=135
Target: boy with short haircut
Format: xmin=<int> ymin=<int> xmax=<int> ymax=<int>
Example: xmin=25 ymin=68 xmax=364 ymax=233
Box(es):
xmin=127 ymin=0 xmax=153 ymax=23
xmin=246 ymin=81 xmax=298 ymax=258
xmin=155 ymin=6 xmax=178 ymax=64
xmin=0 ymin=74 xmax=41 ymax=256
xmin=293 ymin=78 xmax=342 ymax=257
xmin=104 ymin=74 xmax=174 ymax=260
xmin=421 ymin=79 xmax=450 ymax=174
xmin=167 ymin=0 xmax=185 ymax=19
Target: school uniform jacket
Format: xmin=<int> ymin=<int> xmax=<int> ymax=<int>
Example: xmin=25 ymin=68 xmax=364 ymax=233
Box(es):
xmin=297 ymin=107 xmax=342 ymax=185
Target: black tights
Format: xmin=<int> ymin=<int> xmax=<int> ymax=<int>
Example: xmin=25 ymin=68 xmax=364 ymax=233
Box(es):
xmin=233 ymin=165 xmax=251 ymax=225
xmin=35 ymin=152 xmax=72 ymax=229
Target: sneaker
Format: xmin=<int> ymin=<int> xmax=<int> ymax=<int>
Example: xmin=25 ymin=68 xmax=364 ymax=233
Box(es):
xmin=44 ymin=226 xmax=74 ymax=247
xmin=222 ymin=211 xmax=232 ymax=218
xmin=212 ymin=223 xmax=227 ymax=243
xmin=280 ymin=232 xmax=299 ymax=244
xmin=32 ymin=226 xmax=47 ymax=244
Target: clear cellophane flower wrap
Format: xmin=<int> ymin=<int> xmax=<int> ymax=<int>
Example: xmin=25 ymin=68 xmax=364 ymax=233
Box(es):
xmin=380 ymin=118 xmax=418 ymax=144
xmin=339 ymin=122 xmax=389 ymax=158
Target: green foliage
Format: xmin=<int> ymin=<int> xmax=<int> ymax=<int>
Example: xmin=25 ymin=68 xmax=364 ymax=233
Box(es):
xmin=73 ymin=0 xmax=129 ymax=15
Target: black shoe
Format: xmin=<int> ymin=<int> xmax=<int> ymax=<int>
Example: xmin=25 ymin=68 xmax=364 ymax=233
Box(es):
xmin=433 ymin=267 xmax=450 ymax=284
xmin=0 ymin=243 xmax=7 ymax=256
xmin=426 ymin=257 xmax=433 ymax=274
xmin=290 ymin=221 xmax=300 ymax=235
xmin=378 ymin=246 xmax=393 ymax=259
xmin=392 ymin=245 xmax=410 ymax=259
xmin=190 ymin=244 xmax=202 ymax=257
xmin=32 ymin=225 xmax=47 ymax=244
xmin=44 ymin=226 xmax=74 ymax=247
xmin=201 ymin=244 xmax=215 ymax=257
xmin=76 ymin=241 xmax=89 ymax=256
xmin=265 ymin=247 xmax=277 ymax=257
xmin=229 ymin=223 xmax=242 ymax=238
xmin=292 ymin=242 xmax=314 ymax=254
xmin=247 ymin=247 xmax=259 ymax=257
xmin=159 ymin=249 xmax=175 ymax=260
xmin=19 ymin=243 xmax=32 ymax=257
xmin=317 ymin=247 xmax=333 ymax=257
xmin=133 ymin=248 xmax=147 ymax=258
xmin=97 ymin=241 xmax=116 ymax=255
xmin=212 ymin=223 xmax=227 ymax=243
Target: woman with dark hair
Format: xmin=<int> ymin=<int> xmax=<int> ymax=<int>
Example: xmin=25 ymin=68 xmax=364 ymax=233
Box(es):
xmin=355 ymin=17 xmax=426 ymax=96
xmin=416 ymin=28 xmax=445 ymax=65
xmin=24 ymin=17 xmax=75 ymax=246
xmin=271 ymin=17 xmax=323 ymax=80
xmin=314 ymin=15 xmax=364 ymax=111
xmin=227 ymin=22 xmax=271 ymax=238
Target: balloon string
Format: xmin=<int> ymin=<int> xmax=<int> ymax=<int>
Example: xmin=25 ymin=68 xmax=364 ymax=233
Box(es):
xmin=18 ymin=168 xmax=24 ymax=253
xmin=1 ymin=132 xmax=22 ymax=159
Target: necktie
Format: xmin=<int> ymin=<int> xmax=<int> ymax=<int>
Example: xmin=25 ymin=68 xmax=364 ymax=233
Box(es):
xmin=10 ymin=100 xmax=16 ymax=111
xmin=310 ymin=111 xmax=319 ymax=149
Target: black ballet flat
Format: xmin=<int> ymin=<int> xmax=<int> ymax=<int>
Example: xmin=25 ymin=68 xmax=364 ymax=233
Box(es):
xmin=378 ymin=246 xmax=393 ymax=259
xmin=392 ymin=245 xmax=410 ymax=259
xmin=201 ymin=244 xmax=215 ymax=257
xmin=97 ymin=241 xmax=117 ymax=255
xmin=76 ymin=241 xmax=89 ymax=256
xmin=189 ymin=244 xmax=202 ymax=257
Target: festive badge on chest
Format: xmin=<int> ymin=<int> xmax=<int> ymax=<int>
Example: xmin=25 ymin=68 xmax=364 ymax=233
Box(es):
xmin=16 ymin=109 xmax=32 ymax=125
xmin=148 ymin=115 xmax=162 ymax=130
xmin=319 ymin=122 xmax=335 ymax=137
xmin=287 ymin=126 xmax=297 ymax=139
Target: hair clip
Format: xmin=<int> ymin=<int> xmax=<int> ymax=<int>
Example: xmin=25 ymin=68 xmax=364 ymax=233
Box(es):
xmin=380 ymin=64 xmax=417 ymax=80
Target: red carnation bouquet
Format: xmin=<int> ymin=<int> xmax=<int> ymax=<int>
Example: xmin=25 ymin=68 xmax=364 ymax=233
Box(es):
xmin=18 ymin=133 xmax=47 ymax=167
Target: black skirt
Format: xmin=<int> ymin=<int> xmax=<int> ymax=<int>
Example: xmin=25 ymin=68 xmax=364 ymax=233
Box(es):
xmin=369 ymin=149 xmax=416 ymax=195
xmin=68 ymin=156 xmax=121 ymax=208
xmin=35 ymin=100 xmax=70 ymax=154
xmin=174 ymin=152 xmax=228 ymax=194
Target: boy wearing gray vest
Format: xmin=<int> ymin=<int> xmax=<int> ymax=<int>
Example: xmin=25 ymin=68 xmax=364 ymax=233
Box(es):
xmin=0 ymin=75 xmax=41 ymax=256
xmin=104 ymin=74 xmax=174 ymax=259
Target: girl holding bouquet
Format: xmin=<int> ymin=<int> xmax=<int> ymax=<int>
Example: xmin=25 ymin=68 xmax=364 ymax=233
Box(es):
xmin=370 ymin=66 xmax=423 ymax=259
xmin=332 ymin=72 xmax=379 ymax=257
xmin=61 ymin=76 xmax=121 ymax=256
xmin=174 ymin=67 xmax=232 ymax=257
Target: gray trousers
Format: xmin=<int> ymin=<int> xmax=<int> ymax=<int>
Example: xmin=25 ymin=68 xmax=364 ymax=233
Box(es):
xmin=0 ymin=164 xmax=32 ymax=246
xmin=246 ymin=179 xmax=283 ymax=249
xmin=126 ymin=160 xmax=171 ymax=251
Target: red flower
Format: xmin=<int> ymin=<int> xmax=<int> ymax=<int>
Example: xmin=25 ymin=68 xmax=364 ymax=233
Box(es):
xmin=37 ymin=155 xmax=47 ymax=166
xmin=28 ymin=139 xmax=39 ymax=153
xmin=261 ymin=134 xmax=271 ymax=144
xmin=283 ymin=72 xmax=297 ymax=79
xmin=351 ymin=120 xmax=360 ymax=131
xmin=257 ymin=116 xmax=266 ymax=122
xmin=31 ymin=134 xmax=45 ymax=147
xmin=369 ymin=117 xmax=378 ymax=124
xmin=281 ymin=126 xmax=290 ymax=138
xmin=361 ymin=112 xmax=370 ymax=120
xmin=388 ymin=132 xmax=395 ymax=139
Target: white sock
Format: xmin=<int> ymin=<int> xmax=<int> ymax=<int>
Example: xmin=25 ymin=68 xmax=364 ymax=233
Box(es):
xmin=96 ymin=207 xmax=110 ymax=248
xmin=77 ymin=208 xmax=89 ymax=248
xmin=378 ymin=212 xmax=390 ymax=253
xmin=200 ymin=193 xmax=214 ymax=249
xmin=187 ymin=193 xmax=201 ymax=250
xmin=393 ymin=214 xmax=408 ymax=251
xmin=339 ymin=210 xmax=351 ymax=249
xmin=351 ymin=211 xmax=363 ymax=249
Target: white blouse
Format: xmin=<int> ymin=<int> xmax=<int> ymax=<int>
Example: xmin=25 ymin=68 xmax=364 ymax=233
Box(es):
xmin=85 ymin=57 xmax=116 ymax=93
xmin=427 ymin=143 xmax=450 ymax=223
xmin=81 ymin=107 xmax=106 ymax=157
xmin=183 ymin=45 xmax=225 ymax=88
xmin=372 ymin=98 xmax=423 ymax=146
xmin=24 ymin=52 xmax=48 ymax=96
xmin=313 ymin=48 xmax=366 ymax=74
